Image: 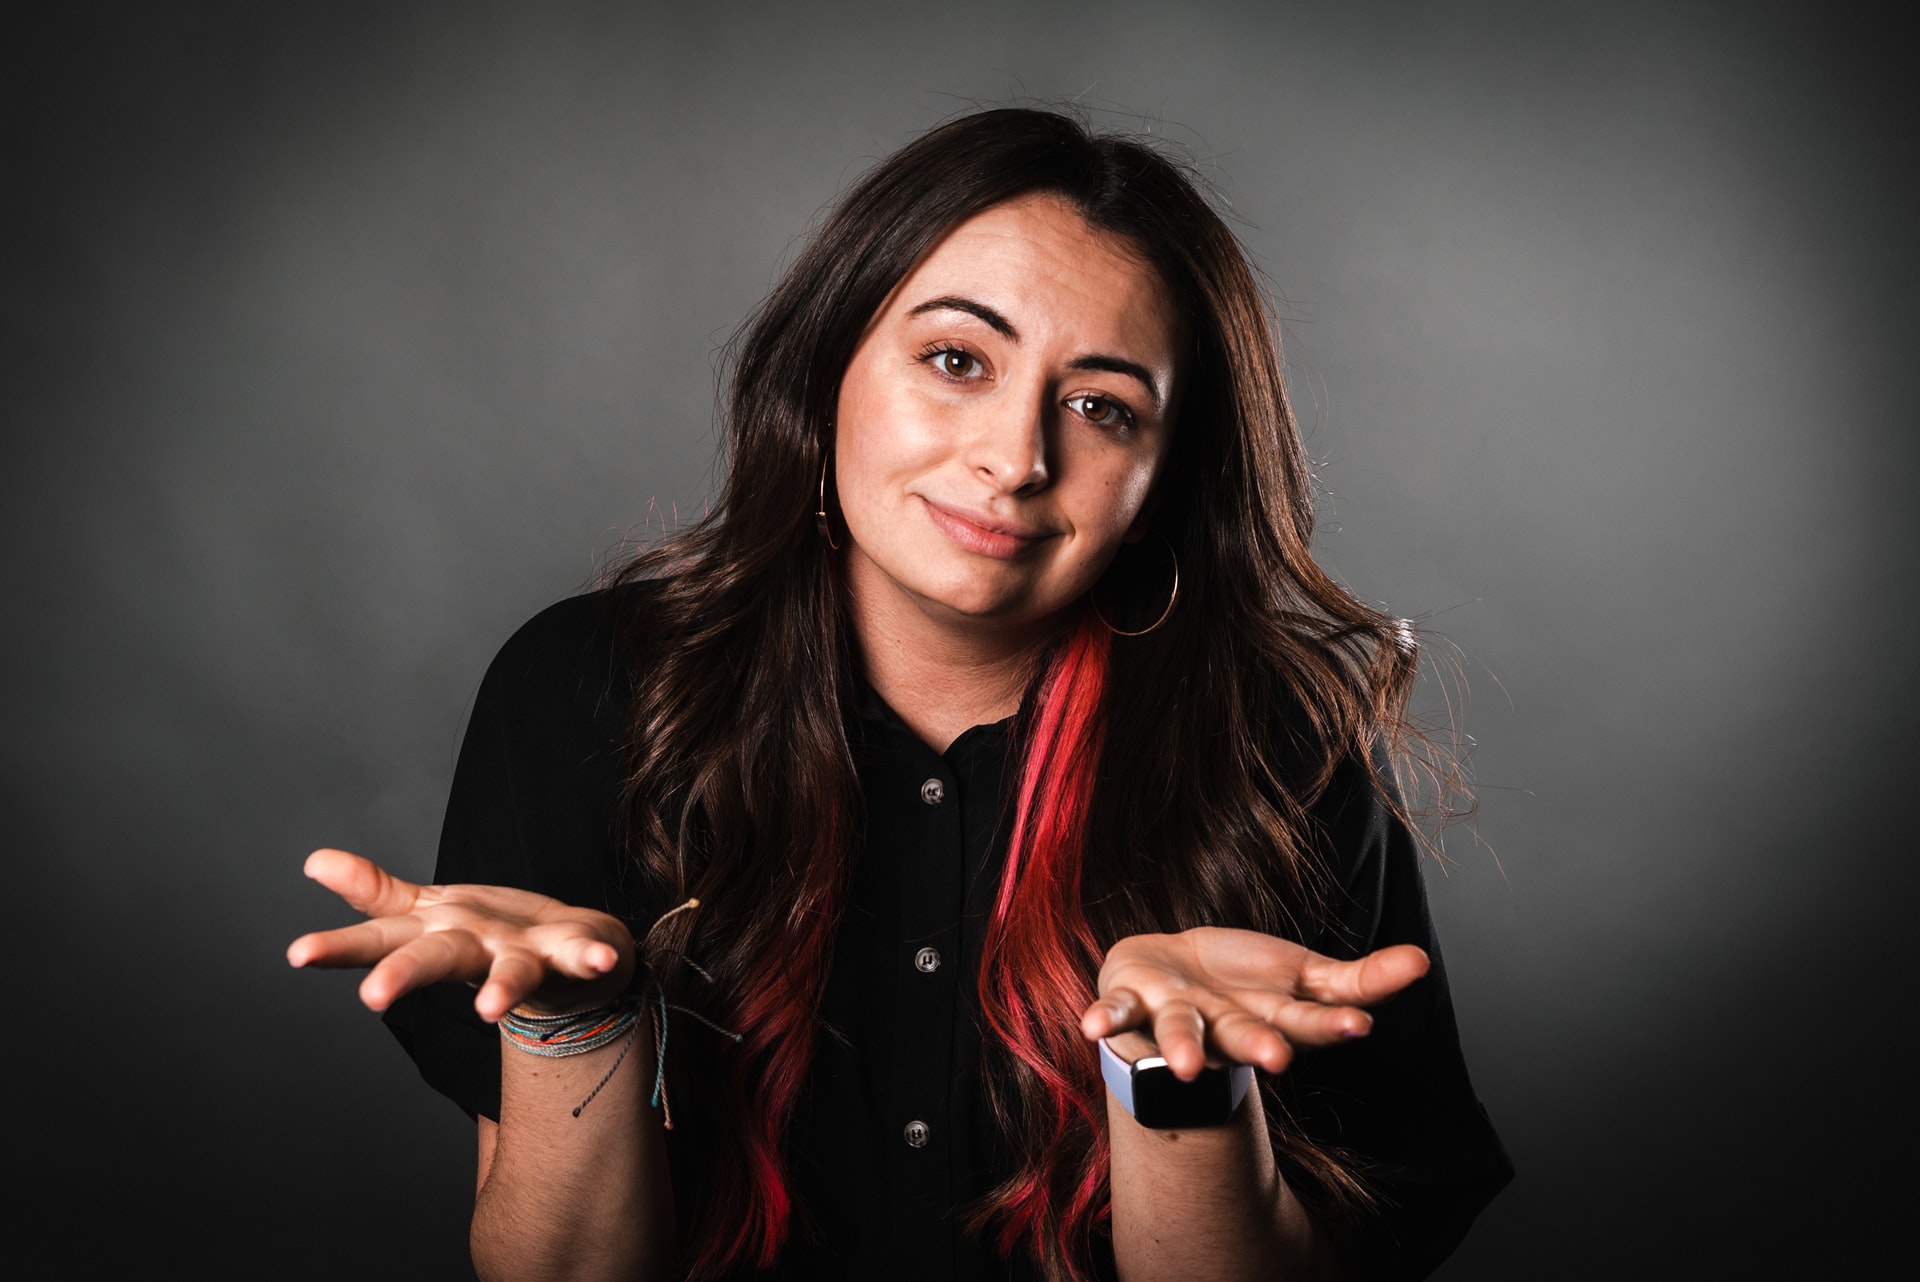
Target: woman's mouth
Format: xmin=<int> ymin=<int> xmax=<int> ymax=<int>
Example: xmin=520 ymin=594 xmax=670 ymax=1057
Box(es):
xmin=920 ymin=499 xmax=1052 ymax=560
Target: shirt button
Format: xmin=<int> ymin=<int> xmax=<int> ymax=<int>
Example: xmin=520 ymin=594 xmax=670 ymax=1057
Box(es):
xmin=914 ymin=947 xmax=941 ymax=973
xmin=919 ymin=778 xmax=945 ymax=806
xmin=903 ymin=1119 xmax=931 ymax=1148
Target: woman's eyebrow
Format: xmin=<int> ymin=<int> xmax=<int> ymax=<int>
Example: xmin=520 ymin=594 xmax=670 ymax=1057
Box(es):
xmin=1070 ymin=355 xmax=1162 ymax=411
xmin=906 ymin=295 xmax=1163 ymax=410
xmin=907 ymin=295 xmax=1018 ymax=339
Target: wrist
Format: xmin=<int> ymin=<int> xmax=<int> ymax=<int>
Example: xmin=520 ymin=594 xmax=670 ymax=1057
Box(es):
xmin=500 ymin=996 xmax=645 ymax=1058
xmin=1098 ymin=1035 xmax=1255 ymax=1130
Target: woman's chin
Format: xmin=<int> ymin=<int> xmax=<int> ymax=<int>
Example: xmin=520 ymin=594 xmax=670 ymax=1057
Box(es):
xmin=914 ymin=585 xmax=1079 ymax=638
xmin=848 ymin=544 xmax=1081 ymax=640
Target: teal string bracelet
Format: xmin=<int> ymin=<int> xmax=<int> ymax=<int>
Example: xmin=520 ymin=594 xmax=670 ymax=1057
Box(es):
xmin=496 ymin=898 xmax=743 ymax=1123
xmin=499 ymin=999 xmax=643 ymax=1058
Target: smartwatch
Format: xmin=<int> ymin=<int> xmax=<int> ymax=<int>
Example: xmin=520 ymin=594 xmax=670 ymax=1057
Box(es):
xmin=1098 ymin=1037 xmax=1256 ymax=1129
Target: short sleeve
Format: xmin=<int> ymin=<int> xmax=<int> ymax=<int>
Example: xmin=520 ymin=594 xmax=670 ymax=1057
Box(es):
xmin=1282 ymin=752 xmax=1514 ymax=1279
xmin=380 ymin=589 xmax=660 ymax=1122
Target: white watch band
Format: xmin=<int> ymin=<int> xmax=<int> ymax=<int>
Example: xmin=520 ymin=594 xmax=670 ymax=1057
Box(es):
xmin=1098 ymin=1034 xmax=1148 ymax=1114
xmin=1098 ymin=1036 xmax=1256 ymax=1127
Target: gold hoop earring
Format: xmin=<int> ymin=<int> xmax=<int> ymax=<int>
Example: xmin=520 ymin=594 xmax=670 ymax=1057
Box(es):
xmin=1091 ymin=530 xmax=1179 ymax=637
xmin=815 ymin=448 xmax=840 ymax=550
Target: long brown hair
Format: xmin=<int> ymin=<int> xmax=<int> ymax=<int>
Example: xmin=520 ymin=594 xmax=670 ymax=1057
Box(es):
xmin=607 ymin=107 xmax=1439 ymax=1281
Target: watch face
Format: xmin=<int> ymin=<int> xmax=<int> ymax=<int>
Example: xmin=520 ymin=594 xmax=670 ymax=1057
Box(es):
xmin=1132 ymin=1062 xmax=1240 ymax=1129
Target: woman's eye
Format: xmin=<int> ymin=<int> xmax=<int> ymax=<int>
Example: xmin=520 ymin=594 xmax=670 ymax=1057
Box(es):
xmin=929 ymin=349 xmax=980 ymax=378
xmin=1069 ymin=395 xmax=1132 ymax=428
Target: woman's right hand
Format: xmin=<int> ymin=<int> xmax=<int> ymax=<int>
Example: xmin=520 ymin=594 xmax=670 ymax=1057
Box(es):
xmin=286 ymin=848 xmax=636 ymax=1020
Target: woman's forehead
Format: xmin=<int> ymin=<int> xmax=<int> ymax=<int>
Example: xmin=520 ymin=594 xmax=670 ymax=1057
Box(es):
xmin=876 ymin=195 xmax=1182 ymax=358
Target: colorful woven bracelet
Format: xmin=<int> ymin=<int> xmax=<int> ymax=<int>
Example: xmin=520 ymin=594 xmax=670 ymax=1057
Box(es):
xmin=487 ymin=902 xmax=744 ymax=1122
xmin=499 ymin=996 xmax=644 ymax=1058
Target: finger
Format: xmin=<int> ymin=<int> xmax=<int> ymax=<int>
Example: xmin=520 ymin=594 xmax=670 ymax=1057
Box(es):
xmin=1260 ymin=998 xmax=1375 ymax=1048
xmin=288 ymin=916 xmax=425 ymax=970
xmin=1297 ymin=944 xmax=1430 ymax=1007
xmin=1149 ymin=1000 xmax=1209 ymax=1081
xmin=304 ymin=848 xmax=424 ymax=920
xmin=1081 ymin=987 xmax=1148 ymax=1040
xmin=524 ymin=923 xmax=628 ymax=984
xmin=474 ymin=947 xmax=550 ymax=1023
xmin=1204 ymin=1007 xmax=1296 ymax=1075
xmin=358 ymin=929 xmax=492 ymax=1012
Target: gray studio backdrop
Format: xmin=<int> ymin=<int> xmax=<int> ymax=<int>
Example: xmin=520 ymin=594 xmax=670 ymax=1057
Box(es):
xmin=7 ymin=2 xmax=1912 ymax=1277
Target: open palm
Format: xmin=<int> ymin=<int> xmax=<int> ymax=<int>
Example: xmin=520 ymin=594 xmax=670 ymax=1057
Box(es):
xmin=1080 ymin=926 xmax=1430 ymax=1079
xmin=287 ymin=848 xmax=635 ymax=1021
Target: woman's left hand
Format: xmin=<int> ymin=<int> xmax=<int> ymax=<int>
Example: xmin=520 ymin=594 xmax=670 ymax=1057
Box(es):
xmin=1080 ymin=927 xmax=1430 ymax=1080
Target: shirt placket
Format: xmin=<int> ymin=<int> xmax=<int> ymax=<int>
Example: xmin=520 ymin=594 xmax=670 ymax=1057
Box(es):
xmin=888 ymin=747 xmax=964 ymax=1276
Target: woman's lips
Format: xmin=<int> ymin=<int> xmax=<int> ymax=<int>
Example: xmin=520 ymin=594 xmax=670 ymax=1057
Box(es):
xmin=920 ymin=499 xmax=1051 ymax=560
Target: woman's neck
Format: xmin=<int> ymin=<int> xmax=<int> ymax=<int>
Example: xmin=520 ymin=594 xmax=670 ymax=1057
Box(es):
xmin=849 ymin=592 xmax=1050 ymax=756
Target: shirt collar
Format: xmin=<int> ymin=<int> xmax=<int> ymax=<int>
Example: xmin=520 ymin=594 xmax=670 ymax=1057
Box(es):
xmin=852 ymin=674 xmax=1016 ymax=762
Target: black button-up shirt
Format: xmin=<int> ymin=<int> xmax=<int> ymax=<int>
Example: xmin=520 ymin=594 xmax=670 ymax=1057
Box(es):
xmin=383 ymin=589 xmax=1511 ymax=1281
xmin=788 ymin=683 xmax=1017 ymax=1278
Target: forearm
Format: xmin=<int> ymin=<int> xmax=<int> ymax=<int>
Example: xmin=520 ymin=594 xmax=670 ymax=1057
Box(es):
xmin=1089 ymin=927 xmax=1430 ymax=1279
xmin=1107 ymin=1080 xmax=1335 ymax=1282
xmin=473 ymin=1020 xmax=676 ymax=1282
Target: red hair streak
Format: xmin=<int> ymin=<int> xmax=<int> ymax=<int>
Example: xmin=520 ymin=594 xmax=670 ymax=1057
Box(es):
xmin=691 ymin=803 xmax=840 ymax=1276
xmin=979 ymin=613 xmax=1114 ymax=1275
xmin=699 ymin=615 xmax=1115 ymax=1279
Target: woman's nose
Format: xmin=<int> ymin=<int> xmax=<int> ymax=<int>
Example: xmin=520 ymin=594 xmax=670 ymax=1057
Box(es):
xmin=964 ymin=393 xmax=1050 ymax=494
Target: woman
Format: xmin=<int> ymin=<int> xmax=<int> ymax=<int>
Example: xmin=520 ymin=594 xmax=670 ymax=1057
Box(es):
xmin=290 ymin=108 xmax=1511 ymax=1281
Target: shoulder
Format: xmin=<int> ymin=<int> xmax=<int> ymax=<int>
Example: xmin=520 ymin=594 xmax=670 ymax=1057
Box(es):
xmin=474 ymin=582 xmax=660 ymax=734
xmin=1304 ymin=748 xmax=1435 ymax=962
xmin=447 ymin=586 xmax=650 ymax=861
xmin=1256 ymin=703 xmax=1425 ymax=959
xmin=439 ymin=583 xmax=665 ymax=912
xmin=1250 ymin=684 xmax=1389 ymax=838
xmin=484 ymin=587 xmax=625 ymax=695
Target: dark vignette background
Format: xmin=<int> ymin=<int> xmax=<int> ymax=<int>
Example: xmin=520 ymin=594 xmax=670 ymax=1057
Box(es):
xmin=5 ymin=2 xmax=1913 ymax=1277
